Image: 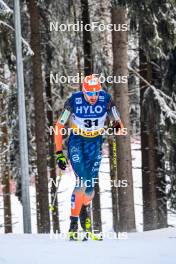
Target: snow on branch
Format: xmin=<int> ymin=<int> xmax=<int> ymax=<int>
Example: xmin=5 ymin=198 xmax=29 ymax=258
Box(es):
xmin=129 ymin=66 xmax=176 ymax=123
xmin=149 ymin=88 xmax=176 ymax=123
xmin=0 ymin=0 xmax=13 ymax=15
xmin=0 ymin=20 xmax=34 ymax=56
xmin=0 ymin=81 xmax=9 ymax=91
xmin=0 ymin=145 xmax=10 ymax=156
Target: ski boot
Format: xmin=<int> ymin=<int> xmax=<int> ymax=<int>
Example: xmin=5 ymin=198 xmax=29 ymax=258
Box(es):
xmin=80 ymin=205 xmax=93 ymax=241
xmin=80 ymin=205 xmax=103 ymax=241
xmin=68 ymin=216 xmax=78 ymax=241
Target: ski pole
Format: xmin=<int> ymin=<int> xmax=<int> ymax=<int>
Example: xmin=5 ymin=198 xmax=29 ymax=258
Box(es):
xmin=112 ymin=128 xmax=120 ymax=235
xmin=112 ymin=134 xmax=117 ymax=169
xmin=49 ymin=169 xmax=62 ymax=212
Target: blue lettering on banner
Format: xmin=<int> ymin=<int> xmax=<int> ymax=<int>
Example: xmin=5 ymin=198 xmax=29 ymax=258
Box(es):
xmin=75 ymin=105 xmax=103 ymax=114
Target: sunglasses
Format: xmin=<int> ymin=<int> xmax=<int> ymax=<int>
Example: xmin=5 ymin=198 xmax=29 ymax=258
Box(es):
xmin=86 ymin=91 xmax=99 ymax=97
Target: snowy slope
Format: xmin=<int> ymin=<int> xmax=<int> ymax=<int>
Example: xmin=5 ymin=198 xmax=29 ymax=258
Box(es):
xmin=0 ymin=228 xmax=176 ymax=264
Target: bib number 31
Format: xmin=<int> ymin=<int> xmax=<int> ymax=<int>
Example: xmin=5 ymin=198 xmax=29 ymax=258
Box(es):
xmin=84 ymin=119 xmax=98 ymax=128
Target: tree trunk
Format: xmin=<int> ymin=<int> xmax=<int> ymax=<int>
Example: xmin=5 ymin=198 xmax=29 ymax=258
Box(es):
xmin=80 ymin=0 xmax=92 ymax=75
xmin=0 ymin=94 xmax=12 ymax=233
xmin=140 ymin=50 xmax=157 ymax=230
xmin=39 ymin=3 xmax=60 ymax=234
xmin=28 ymin=0 xmax=50 ymax=233
xmin=46 ymin=74 xmax=60 ymax=233
xmin=112 ymin=6 xmax=136 ymax=232
xmin=73 ymin=1 xmax=82 ymax=90
xmin=139 ymin=49 xmax=167 ymax=230
xmin=152 ymin=60 xmax=167 ymax=229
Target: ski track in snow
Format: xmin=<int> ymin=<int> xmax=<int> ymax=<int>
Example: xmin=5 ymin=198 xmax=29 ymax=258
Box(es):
xmin=0 ymin=228 xmax=176 ymax=264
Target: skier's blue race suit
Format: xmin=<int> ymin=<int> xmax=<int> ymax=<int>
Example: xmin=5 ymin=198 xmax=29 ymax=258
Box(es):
xmin=55 ymin=90 xmax=122 ymax=217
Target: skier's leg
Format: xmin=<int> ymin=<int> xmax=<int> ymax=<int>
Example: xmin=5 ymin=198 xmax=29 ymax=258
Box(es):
xmin=83 ymin=136 xmax=103 ymax=204
xmin=68 ymin=135 xmax=90 ymax=238
xmin=80 ymin=137 xmax=103 ymax=236
xmin=69 ymin=216 xmax=78 ymax=240
xmin=70 ymin=190 xmax=84 ymax=217
xmin=68 ymin=135 xmax=103 ymax=239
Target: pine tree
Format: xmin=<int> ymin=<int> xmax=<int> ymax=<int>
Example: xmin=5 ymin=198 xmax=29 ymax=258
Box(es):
xmin=39 ymin=0 xmax=60 ymax=234
xmin=0 ymin=88 xmax=12 ymax=233
xmin=111 ymin=2 xmax=136 ymax=232
xmin=0 ymin=1 xmax=15 ymax=233
xmin=28 ymin=0 xmax=50 ymax=233
xmin=80 ymin=0 xmax=93 ymax=75
xmin=123 ymin=0 xmax=176 ymax=230
xmin=136 ymin=0 xmax=176 ymax=230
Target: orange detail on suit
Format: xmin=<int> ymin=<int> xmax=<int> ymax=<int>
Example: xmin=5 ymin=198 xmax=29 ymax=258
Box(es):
xmin=71 ymin=191 xmax=95 ymax=217
xmin=55 ymin=123 xmax=64 ymax=152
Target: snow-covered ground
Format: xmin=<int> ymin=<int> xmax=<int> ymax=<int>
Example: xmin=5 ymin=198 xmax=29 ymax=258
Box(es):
xmin=0 ymin=137 xmax=176 ymax=263
xmin=0 ymin=228 xmax=176 ymax=264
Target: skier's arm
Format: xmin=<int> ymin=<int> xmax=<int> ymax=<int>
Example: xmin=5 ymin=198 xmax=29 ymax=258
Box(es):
xmin=55 ymin=109 xmax=70 ymax=152
xmin=54 ymin=98 xmax=73 ymax=170
xmin=55 ymin=97 xmax=72 ymax=152
xmin=107 ymin=96 xmax=124 ymax=130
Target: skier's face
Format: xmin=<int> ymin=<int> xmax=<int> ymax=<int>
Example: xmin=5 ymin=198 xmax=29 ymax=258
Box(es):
xmin=84 ymin=91 xmax=99 ymax=105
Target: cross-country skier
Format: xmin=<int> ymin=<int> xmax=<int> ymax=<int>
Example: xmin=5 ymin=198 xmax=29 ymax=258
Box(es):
xmin=54 ymin=75 xmax=124 ymax=240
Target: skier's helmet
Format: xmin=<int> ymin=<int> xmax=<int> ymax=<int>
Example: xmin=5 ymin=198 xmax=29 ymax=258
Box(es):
xmin=82 ymin=75 xmax=101 ymax=93
xmin=82 ymin=75 xmax=101 ymax=105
